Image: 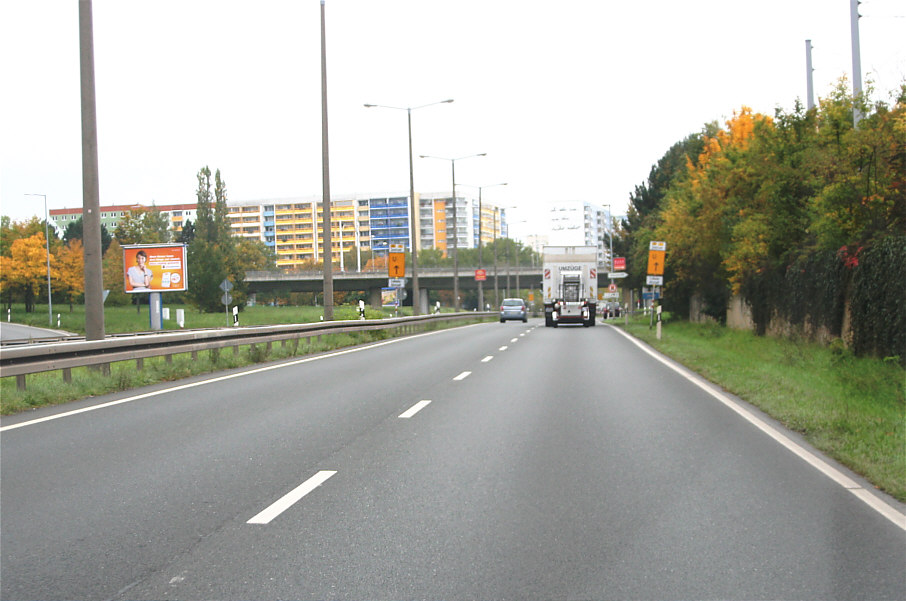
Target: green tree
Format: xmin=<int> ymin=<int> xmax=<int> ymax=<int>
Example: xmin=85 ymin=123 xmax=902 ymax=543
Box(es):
xmin=113 ymin=206 xmax=170 ymax=244
xmin=102 ymin=239 xmax=130 ymax=306
xmin=186 ymin=167 xmax=246 ymax=312
xmin=62 ymin=217 xmax=112 ymax=254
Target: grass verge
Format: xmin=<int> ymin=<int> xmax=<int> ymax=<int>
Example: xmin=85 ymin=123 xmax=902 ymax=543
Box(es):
xmin=1 ymin=310 xmax=492 ymax=416
xmin=616 ymin=315 xmax=905 ymax=502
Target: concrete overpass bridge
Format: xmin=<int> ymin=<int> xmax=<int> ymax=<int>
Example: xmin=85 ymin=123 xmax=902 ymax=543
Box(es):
xmin=245 ymin=267 xmax=544 ymax=313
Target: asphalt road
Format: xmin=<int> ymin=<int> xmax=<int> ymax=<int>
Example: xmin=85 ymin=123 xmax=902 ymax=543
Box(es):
xmin=0 ymin=321 xmax=72 ymax=341
xmin=1 ymin=321 xmax=904 ymax=600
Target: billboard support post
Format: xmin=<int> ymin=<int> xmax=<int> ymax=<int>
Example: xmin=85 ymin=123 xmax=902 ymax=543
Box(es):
xmin=149 ymin=292 xmax=163 ymax=330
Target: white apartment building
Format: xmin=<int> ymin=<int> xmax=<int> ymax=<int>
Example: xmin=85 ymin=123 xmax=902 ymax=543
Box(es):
xmin=546 ymin=201 xmax=612 ymax=267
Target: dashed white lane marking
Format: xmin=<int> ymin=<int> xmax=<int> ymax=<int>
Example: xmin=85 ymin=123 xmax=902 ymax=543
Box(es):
xmin=247 ymin=470 xmax=337 ymax=525
xmin=499 ymin=346 xmax=508 ymax=351
xmin=0 ymin=323 xmax=488 ymax=433
xmin=453 ymin=371 xmax=471 ymax=381
xmin=399 ymin=400 xmax=431 ymax=418
xmin=481 ymin=356 xmax=494 ymax=363
xmin=510 ymin=338 xmax=518 ymax=343
xmin=609 ymin=325 xmax=906 ymax=531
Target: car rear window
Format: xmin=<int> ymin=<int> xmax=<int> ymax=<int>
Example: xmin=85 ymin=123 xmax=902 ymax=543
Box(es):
xmin=502 ymin=299 xmax=523 ymax=306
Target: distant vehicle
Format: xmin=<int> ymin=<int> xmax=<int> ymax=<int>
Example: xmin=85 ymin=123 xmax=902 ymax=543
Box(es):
xmin=541 ymin=245 xmax=597 ymax=327
xmin=499 ymin=298 xmax=528 ymax=323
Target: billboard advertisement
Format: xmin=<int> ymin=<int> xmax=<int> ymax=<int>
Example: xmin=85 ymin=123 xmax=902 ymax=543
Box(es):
xmin=381 ymin=287 xmax=400 ymax=308
xmin=123 ymin=244 xmax=187 ymax=293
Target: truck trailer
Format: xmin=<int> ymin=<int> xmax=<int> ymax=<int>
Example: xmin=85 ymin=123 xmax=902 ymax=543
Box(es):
xmin=541 ymin=245 xmax=598 ymax=327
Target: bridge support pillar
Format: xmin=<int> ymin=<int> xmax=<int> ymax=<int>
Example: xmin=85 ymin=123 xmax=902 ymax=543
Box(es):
xmin=369 ymin=287 xmax=382 ymax=309
xmin=417 ymin=287 xmax=429 ymax=315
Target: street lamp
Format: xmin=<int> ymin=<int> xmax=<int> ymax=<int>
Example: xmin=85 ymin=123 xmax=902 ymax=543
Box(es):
xmin=25 ymin=193 xmax=52 ymax=326
xmin=459 ymin=183 xmax=507 ymax=311
xmin=364 ymin=99 xmax=453 ymax=314
xmin=419 ymin=153 xmax=486 ymax=311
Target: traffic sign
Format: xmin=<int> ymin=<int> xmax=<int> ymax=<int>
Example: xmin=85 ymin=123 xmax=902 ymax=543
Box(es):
xmin=646 ymin=275 xmax=663 ymax=286
xmin=647 ymin=241 xmax=666 ymax=276
xmin=388 ymin=278 xmax=406 ymax=288
xmin=219 ymin=279 xmax=233 ymax=292
xmin=608 ymin=272 xmax=628 ymax=279
xmin=221 ymin=292 xmax=233 ymax=306
xmin=388 ymin=251 xmax=405 ymax=278
xmin=613 ymin=257 xmax=626 ymax=270
xmin=608 ymin=283 xmax=617 ymax=293
xmin=474 ymin=269 xmax=487 ymax=281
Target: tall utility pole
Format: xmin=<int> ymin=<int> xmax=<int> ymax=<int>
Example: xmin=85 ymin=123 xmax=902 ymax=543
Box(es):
xmin=850 ymin=0 xmax=863 ymax=126
xmin=460 ymin=183 xmax=507 ymax=312
xmin=320 ymin=0 xmax=333 ymax=320
xmin=363 ymin=99 xmax=453 ymax=314
xmin=420 ymin=153 xmax=485 ymax=311
xmin=805 ymin=39 xmax=815 ymax=111
xmin=79 ymin=0 xmax=104 ymax=340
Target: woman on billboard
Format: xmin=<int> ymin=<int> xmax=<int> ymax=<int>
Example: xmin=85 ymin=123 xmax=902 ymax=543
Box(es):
xmin=127 ymin=250 xmax=153 ymax=291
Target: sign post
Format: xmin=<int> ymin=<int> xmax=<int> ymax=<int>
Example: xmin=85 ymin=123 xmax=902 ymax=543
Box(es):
xmin=220 ymin=279 xmax=234 ymax=327
xmin=647 ymin=241 xmax=667 ymax=328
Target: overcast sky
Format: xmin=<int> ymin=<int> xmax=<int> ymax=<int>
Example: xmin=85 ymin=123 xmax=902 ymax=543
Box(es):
xmin=1 ymin=0 xmax=903 ymax=238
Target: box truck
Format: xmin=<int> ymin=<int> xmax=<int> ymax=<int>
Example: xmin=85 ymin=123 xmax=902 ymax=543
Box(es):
xmin=541 ymin=246 xmax=598 ymax=327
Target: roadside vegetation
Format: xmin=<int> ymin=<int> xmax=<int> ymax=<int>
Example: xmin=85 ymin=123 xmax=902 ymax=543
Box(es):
xmin=0 ymin=303 xmax=486 ymax=416
xmin=615 ymin=313 xmax=905 ymax=502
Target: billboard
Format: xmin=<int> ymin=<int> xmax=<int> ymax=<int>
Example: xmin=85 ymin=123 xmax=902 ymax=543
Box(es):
xmin=123 ymin=244 xmax=187 ymax=293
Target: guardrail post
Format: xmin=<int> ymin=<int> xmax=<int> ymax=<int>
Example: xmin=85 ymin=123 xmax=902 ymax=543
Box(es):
xmin=136 ymin=358 xmax=143 ymax=371
xmin=63 ymin=368 xmax=71 ymax=383
xmin=165 ymin=354 xmax=172 ymax=365
xmin=191 ymin=351 xmax=198 ymax=361
xmin=16 ymin=374 xmax=26 ymax=391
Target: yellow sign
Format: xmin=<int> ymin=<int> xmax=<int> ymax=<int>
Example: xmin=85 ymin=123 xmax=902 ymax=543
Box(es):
xmin=388 ymin=252 xmax=405 ymax=278
xmin=647 ymin=250 xmax=665 ymax=275
xmin=648 ymin=240 xmax=666 ymax=275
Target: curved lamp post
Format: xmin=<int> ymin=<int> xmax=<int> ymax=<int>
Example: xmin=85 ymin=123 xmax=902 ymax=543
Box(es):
xmin=364 ymin=99 xmax=453 ymax=314
xmin=25 ymin=193 xmax=52 ymax=326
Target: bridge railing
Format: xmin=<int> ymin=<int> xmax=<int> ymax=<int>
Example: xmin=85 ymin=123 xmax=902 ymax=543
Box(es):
xmin=0 ymin=312 xmax=494 ymax=390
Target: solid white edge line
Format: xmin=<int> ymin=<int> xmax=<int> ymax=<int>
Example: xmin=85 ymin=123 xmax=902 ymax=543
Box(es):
xmin=0 ymin=322 xmax=489 ymax=433
xmin=247 ymin=470 xmax=337 ymax=525
xmin=608 ymin=325 xmax=906 ymax=531
xmin=399 ymin=400 xmax=431 ymax=419
xmin=453 ymin=371 xmax=471 ymax=381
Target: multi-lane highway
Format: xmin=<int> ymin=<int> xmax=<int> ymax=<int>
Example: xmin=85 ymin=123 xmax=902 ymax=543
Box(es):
xmin=1 ymin=321 xmax=904 ymax=600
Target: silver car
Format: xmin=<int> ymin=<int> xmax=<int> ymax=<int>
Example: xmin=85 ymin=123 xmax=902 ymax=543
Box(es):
xmin=499 ymin=298 xmax=528 ymax=323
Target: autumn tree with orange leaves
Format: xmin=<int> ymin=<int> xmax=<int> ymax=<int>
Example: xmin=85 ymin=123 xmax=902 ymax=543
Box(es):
xmin=0 ymin=233 xmax=58 ymax=313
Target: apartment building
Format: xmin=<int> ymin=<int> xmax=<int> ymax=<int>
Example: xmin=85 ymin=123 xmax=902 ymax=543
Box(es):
xmin=49 ymin=203 xmax=198 ymax=234
xmin=547 ymin=201 xmax=612 ymax=266
xmin=49 ymin=193 xmax=508 ymax=270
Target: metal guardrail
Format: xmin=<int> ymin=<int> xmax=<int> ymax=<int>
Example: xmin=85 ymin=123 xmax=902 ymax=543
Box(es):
xmin=0 ymin=313 xmax=493 ymax=390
